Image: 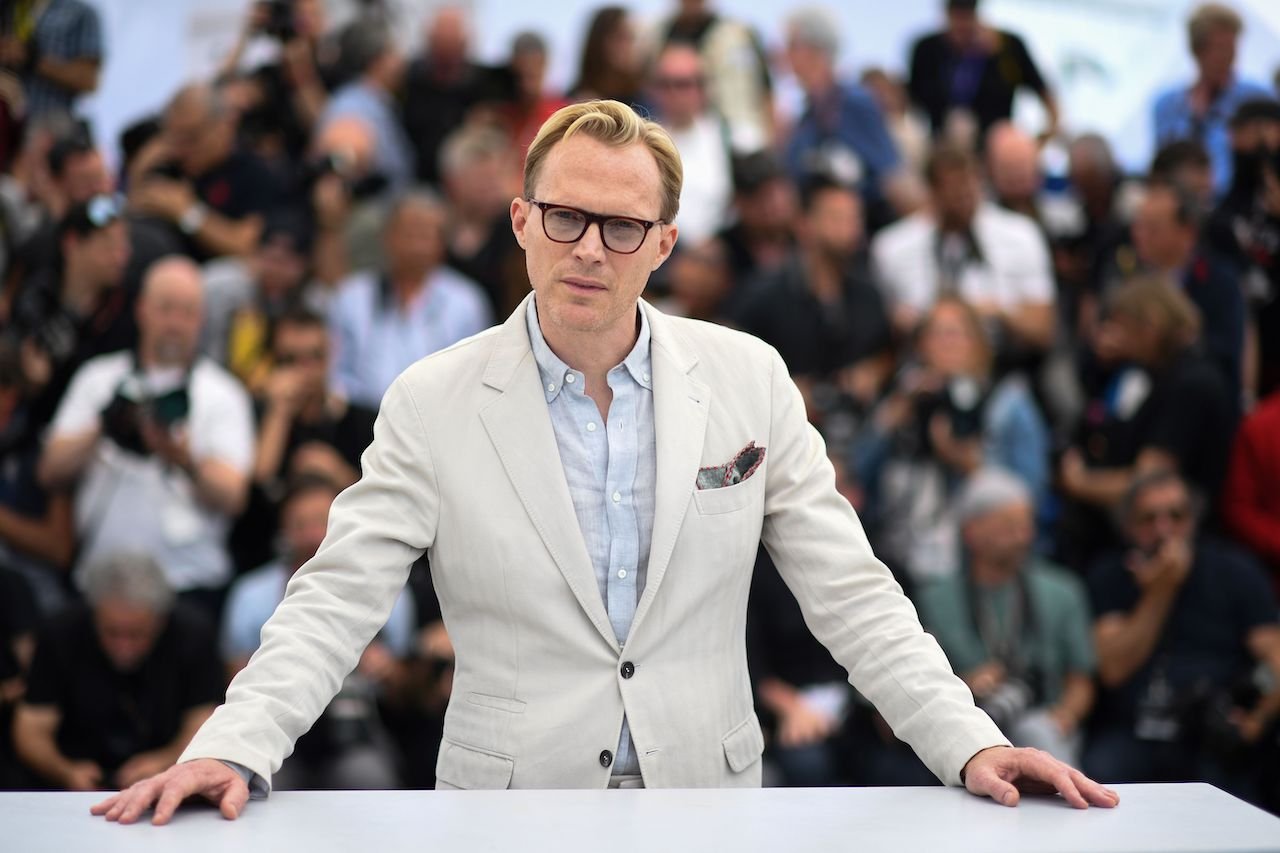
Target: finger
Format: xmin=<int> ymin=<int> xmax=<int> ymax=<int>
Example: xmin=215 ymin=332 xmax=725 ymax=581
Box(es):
xmin=117 ymin=782 xmax=164 ymax=825
xmin=1049 ymin=767 xmax=1088 ymax=809
xmin=220 ymin=779 xmax=250 ymax=820
xmin=1070 ymin=768 xmax=1120 ymax=808
xmin=151 ymin=781 xmax=191 ymax=827
xmin=89 ymin=793 xmax=121 ymax=816
xmin=967 ymin=766 xmax=1019 ymax=807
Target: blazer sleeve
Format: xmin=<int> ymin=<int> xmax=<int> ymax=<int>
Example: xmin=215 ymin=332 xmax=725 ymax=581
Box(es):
xmin=178 ymin=375 xmax=440 ymax=789
xmin=757 ymin=347 xmax=1009 ymax=785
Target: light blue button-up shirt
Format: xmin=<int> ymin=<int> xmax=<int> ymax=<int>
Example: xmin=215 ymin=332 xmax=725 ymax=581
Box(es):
xmin=526 ymin=297 xmax=657 ymax=777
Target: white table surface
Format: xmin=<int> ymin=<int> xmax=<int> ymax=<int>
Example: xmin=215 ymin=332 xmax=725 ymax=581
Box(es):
xmin=5 ymin=783 xmax=1279 ymax=853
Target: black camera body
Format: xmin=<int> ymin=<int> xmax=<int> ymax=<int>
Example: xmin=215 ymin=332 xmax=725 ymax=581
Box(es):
xmin=100 ymin=374 xmax=190 ymax=457
xmin=260 ymin=0 xmax=296 ymax=41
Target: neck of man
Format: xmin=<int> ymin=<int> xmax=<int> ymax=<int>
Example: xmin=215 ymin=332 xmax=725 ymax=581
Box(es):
xmin=803 ymin=245 xmax=844 ymax=303
xmin=60 ymin=265 xmax=103 ymax=316
xmin=537 ymin=302 xmax=641 ymax=408
xmin=389 ymin=266 xmax=430 ymax=304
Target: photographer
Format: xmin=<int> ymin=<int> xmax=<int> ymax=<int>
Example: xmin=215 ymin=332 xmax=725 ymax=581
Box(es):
xmin=128 ymin=84 xmax=282 ymax=262
xmin=8 ymin=194 xmax=133 ymax=429
xmin=37 ymin=257 xmax=253 ymax=618
xmin=1208 ymin=98 xmax=1280 ymax=401
xmin=916 ymin=468 xmax=1096 ymax=766
xmin=0 ymin=0 xmax=102 ymax=121
xmin=1084 ymin=469 xmax=1280 ymax=806
xmin=852 ymin=295 xmax=1050 ymax=583
xmin=306 ymin=116 xmax=390 ymax=288
xmin=732 ymin=176 xmax=893 ymax=429
xmin=222 ymin=474 xmax=414 ymax=789
xmin=217 ymin=0 xmax=337 ymax=163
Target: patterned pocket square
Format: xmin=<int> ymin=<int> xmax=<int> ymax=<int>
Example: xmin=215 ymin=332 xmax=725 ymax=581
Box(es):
xmin=696 ymin=441 xmax=766 ymax=490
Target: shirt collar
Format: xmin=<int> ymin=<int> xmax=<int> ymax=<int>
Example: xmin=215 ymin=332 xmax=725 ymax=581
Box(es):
xmin=525 ymin=297 xmax=653 ymax=403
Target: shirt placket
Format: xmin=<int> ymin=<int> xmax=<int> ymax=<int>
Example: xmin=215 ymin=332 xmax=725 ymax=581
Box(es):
xmin=603 ymin=367 xmax=639 ymax=645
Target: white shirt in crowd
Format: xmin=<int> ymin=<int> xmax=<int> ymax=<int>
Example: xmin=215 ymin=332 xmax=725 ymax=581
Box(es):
xmin=870 ymin=202 xmax=1055 ymax=317
xmin=49 ymin=352 xmax=255 ymax=592
xmin=668 ymin=114 xmax=734 ymax=245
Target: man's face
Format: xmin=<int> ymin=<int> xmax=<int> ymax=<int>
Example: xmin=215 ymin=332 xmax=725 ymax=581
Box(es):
xmin=946 ymin=10 xmax=980 ymax=48
xmin=963 ymin=500 xmax=1035 ymax=572
xmin=932 ymin=165 xmax=981 ymax=229
xmin=164 ymin=102 xmax=231 ymax=177
xmin=1195 ymin=28 xmax=1237 ymax=89
xmin=69 ymin=220 xmax=130 ymax=287
xmin=1128 ymin=480 xmax=1195 ymax=555
xmin=94 ymin=598 xmax=164 ymax=672
xmin=59 ymin=151 xmax=111 ymax=206
xmin=273 ymin=323 xmax=329 ymax=399
xmin=384 ymin=202 xmax=445 ymax=277
xmin=803 ymin=187 xmax=862 ymax=262
xmin=139 ymin=270 xmax=204 ymax=366
xmin=738 ymin=178 xmax=798 ymax=236
xmin=1132 ymin=189 xmax=1195 ymax=271
xmin=282 ymin=488 xmax=334 ymax=570
xmin=512 ymin=134 xmax=677 ymax=341
xmin=254 ymin=238 xmax=308 ymax=302
xmin=651 ymin=47 xmax=706 ymax=128
xmin=785 ymin=36 xmax=830 ymax=95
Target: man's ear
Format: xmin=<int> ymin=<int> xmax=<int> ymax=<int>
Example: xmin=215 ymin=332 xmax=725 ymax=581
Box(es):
xmin=651 ymin=221 xmax=679 ymax=271
xmin=511 ymin=198 xmax=529 ymax=250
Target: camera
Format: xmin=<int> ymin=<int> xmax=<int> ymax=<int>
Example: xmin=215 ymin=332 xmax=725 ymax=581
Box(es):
xmin=100 ymin=375 xmax=190 ymax=457
xmin=258 ymin=0 xmax=296 ymax=41
xmin=303 ymin=150 xmax=388 ymax=201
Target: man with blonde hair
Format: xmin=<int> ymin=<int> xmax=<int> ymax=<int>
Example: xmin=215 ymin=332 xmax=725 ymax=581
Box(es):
xmin=94 ymin=101 xmax=1116 ymax=825
xmin=1153 ymin=3 xmax=1273 ymax=195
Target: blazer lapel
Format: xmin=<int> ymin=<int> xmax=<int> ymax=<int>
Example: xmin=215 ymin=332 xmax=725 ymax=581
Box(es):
xmin=479 ymin=296 xmax=620 ymax=652
xmin=631 ymin=301 xmax=710 ymax=634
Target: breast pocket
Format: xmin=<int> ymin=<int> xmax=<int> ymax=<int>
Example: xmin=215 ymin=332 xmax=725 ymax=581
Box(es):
xmin=692 ymin=474 xmax=763 ymax=516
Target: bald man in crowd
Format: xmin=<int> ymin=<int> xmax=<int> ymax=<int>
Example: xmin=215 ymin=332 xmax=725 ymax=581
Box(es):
xmin=38 ymin=257 xmax=254 ymax=617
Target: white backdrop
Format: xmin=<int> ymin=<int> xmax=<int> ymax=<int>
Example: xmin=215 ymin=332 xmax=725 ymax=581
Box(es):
xmin=79 ymin=0 xmax=1280 ymax=174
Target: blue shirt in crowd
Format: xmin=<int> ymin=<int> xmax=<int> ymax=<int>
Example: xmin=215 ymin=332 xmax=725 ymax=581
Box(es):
xmin=1153 ymin=76 xmax=1274 ymax=196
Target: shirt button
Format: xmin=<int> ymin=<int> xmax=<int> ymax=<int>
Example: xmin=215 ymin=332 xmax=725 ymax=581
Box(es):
xmin=599 ymin=749 xmax=613 ymax=768
xmin=587 ymin=422 xmax=597 ymax=432
xmin=621 ymin=661 xmax=635 ymax=679
xmin=546 ymin=383 xmax=555 ymax=393
xmin=642 ymin=373 xmax=650 ymax=382
xmin=565 ymin=373 xmax=575 ymax=384
xmin=617 ymin=569 xmax=627 ymax=579
xmin=612 ymin=491 xmax=622 ymax=503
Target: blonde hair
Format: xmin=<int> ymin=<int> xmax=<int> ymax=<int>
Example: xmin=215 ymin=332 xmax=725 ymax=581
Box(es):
xmin=1105 ymin=274 xmax=1202 ymax=364
xmin=523 ymin=100 xmax=683 ymax=223
xmin=1188 ymin=3 xmax=1242 ymax=55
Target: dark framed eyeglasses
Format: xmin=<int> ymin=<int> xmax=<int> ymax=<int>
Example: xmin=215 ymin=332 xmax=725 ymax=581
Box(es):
xmin=527 ymin=199 xmax=662 ymax=255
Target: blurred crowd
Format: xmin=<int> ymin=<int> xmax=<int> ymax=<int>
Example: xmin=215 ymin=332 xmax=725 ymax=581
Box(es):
xmin=0 ymin=0 xmax=1279 ymax=812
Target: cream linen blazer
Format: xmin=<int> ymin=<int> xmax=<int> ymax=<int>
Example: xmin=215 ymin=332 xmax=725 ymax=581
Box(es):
xmin=179 ymin=294 xmax=1008 ymax=790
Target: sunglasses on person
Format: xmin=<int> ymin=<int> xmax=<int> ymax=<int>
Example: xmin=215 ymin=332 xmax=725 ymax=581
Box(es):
xmin=527 ymin=199 xmax=663 ymax=255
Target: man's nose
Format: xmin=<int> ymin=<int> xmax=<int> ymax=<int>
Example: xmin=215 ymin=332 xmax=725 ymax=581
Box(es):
xmin=573 ymin=221 xmax=608 ymax=262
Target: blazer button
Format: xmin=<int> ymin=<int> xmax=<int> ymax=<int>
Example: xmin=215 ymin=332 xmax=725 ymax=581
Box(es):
xmin=620 ymin=661 xmax=635 ymax=679
xmin=599 ymin=749 xmax=613 ymax=768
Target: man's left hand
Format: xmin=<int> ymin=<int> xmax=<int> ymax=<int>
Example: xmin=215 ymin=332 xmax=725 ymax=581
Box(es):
xmin=962 ymin=746 xmax=1119 ymax=809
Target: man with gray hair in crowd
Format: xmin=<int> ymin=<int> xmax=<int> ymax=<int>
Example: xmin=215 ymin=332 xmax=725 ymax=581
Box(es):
xmin=12 ymin=552 xmax=222 ymax=791
xmin=916 ymin=468 xmax=1097 ymax=766
xmin=783 ymin=6 xmax=922 ymax=226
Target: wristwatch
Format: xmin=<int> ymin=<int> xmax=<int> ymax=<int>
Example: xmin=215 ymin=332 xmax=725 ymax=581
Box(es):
xmin=178 ymin=202 xmax=209 ymax=235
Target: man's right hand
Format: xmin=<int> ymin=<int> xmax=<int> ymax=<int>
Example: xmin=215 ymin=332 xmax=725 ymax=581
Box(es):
xmin=90 ymin=758 xmax=249 ymax=825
